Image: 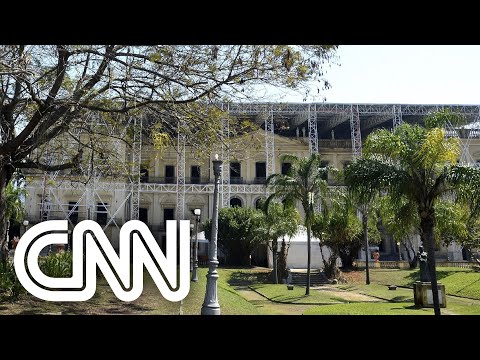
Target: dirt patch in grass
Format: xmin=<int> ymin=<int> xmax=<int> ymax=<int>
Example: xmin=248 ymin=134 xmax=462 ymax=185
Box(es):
xmin=322 ymin=290 xmax=381 ymax=303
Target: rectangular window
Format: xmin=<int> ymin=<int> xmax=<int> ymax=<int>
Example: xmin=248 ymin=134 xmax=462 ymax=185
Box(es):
xmin=140 ymin=169 xmax=149 ymax=183
xmin=139 ymin=208 xmax=148 ymax=225
xmin=68 ymin=201 xmax=79 ymax=224
xmin=163 ymin=208 xmax=175 ymax=229
xmin=230 ymin=162 xmax=241 ymax=183
xmin=165 ymin=165 xmax=175 ymax=183
xmin=96 ymin=202 xmax=108 ymax=225
xmin=281 ymin=162 xmax=291 ymax=175
xmin=255 ymin=162 xmax=266 ymax=183
xmin=191 ymin=165 xmax=200 ymax=184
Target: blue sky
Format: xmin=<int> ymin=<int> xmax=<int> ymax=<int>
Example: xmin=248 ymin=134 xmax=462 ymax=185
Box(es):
xmin=283 ymin=45 xmax=480 ymax=105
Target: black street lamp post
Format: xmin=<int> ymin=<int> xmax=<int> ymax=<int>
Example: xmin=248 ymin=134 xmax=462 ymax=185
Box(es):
xmin=192 ymin=208 xmax=201 ymax=282
xmin=201 ymin=154 xmax=222 ymax=315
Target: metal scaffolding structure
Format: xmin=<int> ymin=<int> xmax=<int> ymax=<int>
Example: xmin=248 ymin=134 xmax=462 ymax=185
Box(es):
xmin=349 ymin=105 xmax=362 ymax=158
xmin=308 ymin=103 xmax=319 ymax=154
xmin=24 ymin=102 xmax=480 ymax=232
xmin=221 ymin=112 xmax=231 ymax=209
xmin=176 ymin=119 xmax=186 ymax=220
xmin=265 ymin=106 xmax=275 ymax=179
xmin=131 ymin=115 xmax=143 ymax=221
xmin=393 ymin=104 xmax=403 ymax=129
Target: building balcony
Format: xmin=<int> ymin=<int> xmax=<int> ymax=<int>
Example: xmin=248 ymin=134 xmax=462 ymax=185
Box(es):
xmin=141 ymin=176 xmax=212 ymax=184
xmin=27 ymin=216 xmax=124 ymax=227
xmin=318 ymin=139 xmax=352 ymax=148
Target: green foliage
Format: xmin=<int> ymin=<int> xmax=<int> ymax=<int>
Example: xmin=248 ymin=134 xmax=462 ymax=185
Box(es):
xmin=5 ymin=179 xmax=27 ymax=223
xmin=424 ymin=109 xmax=466 ymax=129
xmin=311 ymin=189 xmax=381 ymax=276
xmin=0 ymin=261 xmax=24 ymax=301
xmin=256 ymin=200 xmax=300 ymax=246
xmin=39 ymin=251 xmax=73 ymax=278
xmin=266 ymin=153 xmax=332 ymax=293
xmin=378 ymin=194 xmax=419 ymax=242
xmin=266 ymin=153 xmax=331 ymax=226
xmin=344 ymin=112 xmax=480 ymax=314
xmin=256 ymin=200 xmax=300 ymax=282
xmin=204 ymin=207 xmax=263 ymax=266
xmin=345 ymin=116 xmax=478 ymax=222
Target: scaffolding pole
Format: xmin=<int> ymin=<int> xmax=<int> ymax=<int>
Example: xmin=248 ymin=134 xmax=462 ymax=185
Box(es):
xmin=221 ymin=113 xmax=230 ymax=209
xmin=350 ymin=105 xmax=362 ymax=158
xmin=130 ymin=115 xmax=143 ymax=220
xmin=308 ymin=103 xmax=319 ymax=155
xmin=265 ymin=107 xmax=275 ymax=178
xmin=393 ymin=104 xmax=403 ymax=130
xmin=176 ymin=119 xmax=186 ymax=220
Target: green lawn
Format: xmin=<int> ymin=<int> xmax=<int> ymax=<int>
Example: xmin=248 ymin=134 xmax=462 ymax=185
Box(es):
xmin=2 ymin=266 xmax=480 ymax=315
xmin=349 ymin=267 xmax=480 ymax=300
xmin=0 ymin=268 xmax=263 ymax=315
xmin=304 ymin=302 xmax=433 ymax=315
xmin=339 ymin=283 xmax=414 ymax=302
xmin=250 ymin=284 xmax=348 ymax=304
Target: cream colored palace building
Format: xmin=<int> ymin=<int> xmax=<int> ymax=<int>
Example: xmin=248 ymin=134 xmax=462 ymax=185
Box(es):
xmin=20 ymin=103 xmax=480 ymax=266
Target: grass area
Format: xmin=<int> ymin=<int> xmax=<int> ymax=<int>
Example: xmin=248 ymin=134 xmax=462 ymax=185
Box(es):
xmin=304 ymin=302 xmax=433 ymax=315
xmin=339 ymin=283 xmax=414 ymax=302
xmin=438 ymin=272 xmax=480 ymax=299
xmin=2 ymin=265 xmax=480 ymax=315
xmin=0 ymin=268 xmax=263 ymax=315
xmin=348 ymin=267 xmax=480 ymax=300
xmin=250 ymin=284 xmax=347 ymax=304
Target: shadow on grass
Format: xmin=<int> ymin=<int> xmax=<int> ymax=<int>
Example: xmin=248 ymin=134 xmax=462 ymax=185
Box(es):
xmin=390 ymin=295 xmax=413 ymax=302
xmin=405 ymin=269 xmax=459 ymax=286
xmin=228 ymin=270 xmax=272 ymax=286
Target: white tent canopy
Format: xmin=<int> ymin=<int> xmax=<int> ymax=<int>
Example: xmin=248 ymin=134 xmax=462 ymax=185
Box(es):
xmin=192 ymin=231 xmax=209 ymax=243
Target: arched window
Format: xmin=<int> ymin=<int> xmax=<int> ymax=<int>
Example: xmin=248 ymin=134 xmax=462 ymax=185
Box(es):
xmin=230 ymin=197 xmax=242 ymax=208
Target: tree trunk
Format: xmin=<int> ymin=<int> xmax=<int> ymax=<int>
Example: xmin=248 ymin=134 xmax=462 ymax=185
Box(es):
xmin=0 ymin=163 xmax=13 ymax=264
xmin=278 ymin=238 xmax=289 ymax=280
xmin=403 ymin=238 xmax=418 ymax=269
xmin=306 ymin=223 xmax=311 ymax=296
xmin=272 ymin=239 xmax=278 ymax=284
xmin=420 ymin=215 xmax=441 ymax=316
xmin=363 ymin=212 xmax=370 ymax=285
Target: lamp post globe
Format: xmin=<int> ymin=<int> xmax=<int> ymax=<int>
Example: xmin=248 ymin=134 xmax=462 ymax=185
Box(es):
xmin=22 ymin=219 xmax=29 ymax=236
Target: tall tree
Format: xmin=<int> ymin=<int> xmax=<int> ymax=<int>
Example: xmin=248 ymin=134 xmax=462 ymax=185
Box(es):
xmin=344 ymin=110 xmax=480 ymax=315
xmin=266 ymin=153 xmax=330 ymax=295
xmin=312 ymin=189 xmax=380 ymax=280
xmin=0 ymin=45 xmax=337 ymax=260
xmin=343 ymin=170 xmax=379 ymax=285
xmin=204 ymin=206 xmax=263 ymax=266
xmin=257 ymin=200 xmax=300 ymax=283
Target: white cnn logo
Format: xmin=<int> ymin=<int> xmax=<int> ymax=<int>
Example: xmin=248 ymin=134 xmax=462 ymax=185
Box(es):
xmin=14 ymin=220 xmax=190 ymax=302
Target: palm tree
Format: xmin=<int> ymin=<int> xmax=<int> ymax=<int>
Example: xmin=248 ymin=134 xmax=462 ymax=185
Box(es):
xmin=257 ymin=200 xmax=300 ymax=283
xmin=342 ymin=184 xmax=378 ymax=285
xmin=343 ymin=110 xmax=480 ymax=315
xmin=266 ymin=153 xmax=330 ymax=295
xmin=312 ymin=188 xmax=361 ymax=279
